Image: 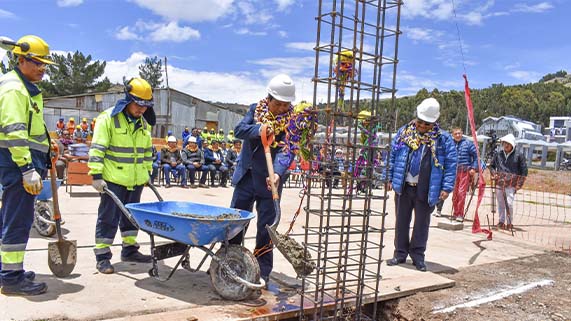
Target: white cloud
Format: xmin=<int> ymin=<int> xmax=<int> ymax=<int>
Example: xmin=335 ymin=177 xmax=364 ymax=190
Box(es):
xmin=405 ymin=27 xmax=443 ymax=42
xmin=57 ymin=0 xmax=83 ymax=7
xmin=115 ymin=26 xmax=141 ymax=41
xmin=238 ymin=1 xmax=273 ymax=25
xmin=508 ymin=70 xmax=541 ymax=83
xmin=275 ymin=0 xmax=295 ymax=11
xmin=278 ymin=30 xmax=288 ymax=38
xmin=148 ymin=22 xmax=200 ymax=42
xmin=513 ymin=2 xmax=553 ymax=13
xmin=0 ymin=9 xmax=15 ymax=19
xmin=132 ymin=0 xmax=234 ymax=22
xmin=235 ymin=28 xmax=267 ymax=36
xmin=115 ymin=21 xmax=200 ymax=43
xmin=285 ymin=42 xmax=314 ymax=51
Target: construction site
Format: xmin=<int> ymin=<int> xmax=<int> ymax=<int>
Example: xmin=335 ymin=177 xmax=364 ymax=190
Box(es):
xmin=1 ymin=0 xmax=571 ymax=320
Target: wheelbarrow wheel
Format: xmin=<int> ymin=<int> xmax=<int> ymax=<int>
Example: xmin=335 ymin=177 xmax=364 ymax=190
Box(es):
xmin=33 ymin=201 xmax=56 ymax=237
xmin=209 ymin=245 xmax=261 ymax=301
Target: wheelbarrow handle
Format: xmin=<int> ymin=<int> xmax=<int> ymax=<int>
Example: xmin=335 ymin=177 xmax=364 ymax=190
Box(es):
xmin=147 ymin=180 xmax=164 ymax=202
xmin=103 ymin=187 xmax=140 ymax=229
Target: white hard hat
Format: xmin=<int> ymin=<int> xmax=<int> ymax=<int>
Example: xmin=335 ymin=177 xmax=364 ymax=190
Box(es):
xmin=188 ymin=136 xmax=197 ymax=143
xmin=335 ymin=149 xmax=343 ymax=154
xmin=167 ymin=136 xmax=177 ymax=143
xmin=266 ymin=74 xmax=295 ymax=102
xmin=500 ymin=134 xmax=516 ymax=147
xmin=416 ymin=98 xmax=440 ymax=123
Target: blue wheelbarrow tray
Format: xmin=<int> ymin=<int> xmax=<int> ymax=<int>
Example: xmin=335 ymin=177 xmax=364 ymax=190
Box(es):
xmin=37 ymin=179 xmax=63 ymax=201
xmin=125 ymin=201 xmax=255 ymax=246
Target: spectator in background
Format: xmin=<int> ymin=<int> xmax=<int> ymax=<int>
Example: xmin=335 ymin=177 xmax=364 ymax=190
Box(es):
xmin=59 ymin=130 xmax=74 ymax=147
xmin=191 ymin=127 xmax=203 ymax=149
xmin=66 ymin=117 xmax=76 ymax=136
xmin=74 ymin=125 xmax=84 ymax=143
xmin=226 ymin=130 xmax=235 ymax=143
xmin=386 ymin=98 xmax=457 ymax=272
xmin=489 ymin=134 xmax=527 ymax=230
xmin=220 ymin=141 xmax=228 ymax=160
xmin=435 ymin=127 xmax=478 ymax=221
xmin=182 ymin=127 xmax=191 ymax=148
xmin=56 ymin=117 xmax=65 ymax=136
xmin=161 ymin=136 xmax=187 ymax=188
xmin=181 ymin=136 xmax=208 ymax=188
xmin=204 ymin=140 xmax=228 ymax=187
xmin=333 ymin=149 xmax=346 ymax=189
xmin=164 ymin=130 xmax=173 ymax=143
xmin=225 ymin=139 xmax=241 ymax=177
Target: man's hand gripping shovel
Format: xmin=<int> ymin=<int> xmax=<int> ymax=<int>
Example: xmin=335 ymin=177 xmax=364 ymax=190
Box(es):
xmin=261 ymin=125 xmax=315 ymax=277
xmin=47 ymin=142 xmax=77 ymax=277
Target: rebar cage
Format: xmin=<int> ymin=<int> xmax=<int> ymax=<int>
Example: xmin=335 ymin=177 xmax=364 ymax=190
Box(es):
xmin=298 ymin=1 xmax=402 ymax=320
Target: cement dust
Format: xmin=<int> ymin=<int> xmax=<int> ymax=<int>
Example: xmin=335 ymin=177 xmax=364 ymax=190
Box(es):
xmin=171 ymin=212 xmax=241 ymax=220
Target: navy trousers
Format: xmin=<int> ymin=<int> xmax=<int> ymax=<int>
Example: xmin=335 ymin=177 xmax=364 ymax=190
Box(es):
xmin=393 ymin=184 xmax=434 ymax=263
xmin=95 ymin=182 xmax=143 ymax=262
xmin=228 ymin=170 xmax=283 ymax=279
xmin=0 ymin=167 xmax=43 ymax=285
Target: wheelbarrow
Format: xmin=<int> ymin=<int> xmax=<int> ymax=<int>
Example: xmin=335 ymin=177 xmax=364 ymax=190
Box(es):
xmin=33 ymin=179 xmax=63 ymax=237
xmin=104 ymin=184 xmax=265 ymax=301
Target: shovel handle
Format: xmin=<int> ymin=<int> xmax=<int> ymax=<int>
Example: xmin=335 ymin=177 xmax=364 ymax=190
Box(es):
xmin=260 ymin=125 xmax=278 ymax=201
xmin=49 ymin=143 xmax=62 ymax=222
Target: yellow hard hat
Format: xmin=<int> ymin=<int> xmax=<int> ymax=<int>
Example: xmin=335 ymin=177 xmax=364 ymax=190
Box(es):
xmin=69 ymin=117 xmax=75 ymax=121
xmin=357 ymin=110 xmax=371 ymax=120
xmin=12 ymin=35 xmax=55 ymax=65
xmin=125 ymin=77 xmax=153 ymax=105
xmin=76 ymin=125 xmax=81 ymax=129
xmin=338 ymin=50 xmax=354 ymax=63
xmin=82 ymin=117 xmax=87 ymax=122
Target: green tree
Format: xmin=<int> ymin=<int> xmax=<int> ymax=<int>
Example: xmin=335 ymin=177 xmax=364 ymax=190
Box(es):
xmin=138 ymin=56 xmax=163 ymax=88
xmin=1 ymin=55 xmax=17 ymax=74
xmin=540 ymin=70 xmax=567 ymax=83
xmin=39 ymin=51 xmax=111 ymax=97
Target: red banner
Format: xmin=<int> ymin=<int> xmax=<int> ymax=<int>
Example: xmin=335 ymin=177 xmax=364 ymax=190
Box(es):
xmin=463 ymin=74 xmax=492 ymax=240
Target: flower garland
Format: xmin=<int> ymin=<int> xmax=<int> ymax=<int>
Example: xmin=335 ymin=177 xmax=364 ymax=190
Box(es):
xmin=254 ymin=97 xmax=292 ymax=149
xmin=333 ymin=50 xmax=357 ymax=110
xmin=396 ymin=120 xmax=443 ymax=169
xmin=287 ymin=102 xmax=319 ymax=161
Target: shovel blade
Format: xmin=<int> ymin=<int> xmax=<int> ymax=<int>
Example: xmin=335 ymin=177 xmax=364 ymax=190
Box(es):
xmin=48 ymin=239 xmax=77 ymax=277
xmin=265 ymin=225 xmax=316 ymax=277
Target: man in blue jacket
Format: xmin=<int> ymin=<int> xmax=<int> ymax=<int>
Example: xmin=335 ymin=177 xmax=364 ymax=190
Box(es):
xmin=228 ymin=74 xmax=295 ymax=284
xmin=386 ymin=98 xmax=457 ymax=272
xmin=435 ymin=127 xmax=479 ymax=221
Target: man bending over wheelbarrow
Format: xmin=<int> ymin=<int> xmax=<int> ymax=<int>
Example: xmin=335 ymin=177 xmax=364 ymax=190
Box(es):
xmin=228 ymin=74 xmax=296 ymax=285
xmin=88 ymin=77 xmax=155 ymax=274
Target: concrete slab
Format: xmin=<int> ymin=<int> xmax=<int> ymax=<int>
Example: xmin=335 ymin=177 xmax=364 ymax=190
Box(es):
xmin=437 ymin=219 xmax=465 ymax=231
xmin=0 ymin=185 xmax=548 ymax=321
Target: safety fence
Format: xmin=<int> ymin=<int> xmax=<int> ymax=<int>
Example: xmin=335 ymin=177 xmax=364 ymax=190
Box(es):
xmin=462 ymin=169 xmax=571 ymax=253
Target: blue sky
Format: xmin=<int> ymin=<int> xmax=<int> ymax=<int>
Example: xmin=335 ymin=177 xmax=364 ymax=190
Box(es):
xmin=0 ymin=0 xmax=568 ymax=104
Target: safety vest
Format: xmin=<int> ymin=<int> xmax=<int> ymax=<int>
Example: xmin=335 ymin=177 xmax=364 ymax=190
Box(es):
xmin=88 ymin=108 xmax=153 ymax=188
xmin=56 ymin=121 xmax=65 ymax=130
xmin=80 ymin=122 xmax=89 ymax=131
xmin=0 ymin=70 xmax=49 ymax=168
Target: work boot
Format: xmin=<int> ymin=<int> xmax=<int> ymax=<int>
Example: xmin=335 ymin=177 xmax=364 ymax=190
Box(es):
xmin=1 ymin=278 xmax=47 ymax=296
xmin=121 ymin=251 xmax=152 ymax=263
xmin=96 ymin=259 xmax=115 ymax=274
xmin=199 ymin=183 xmax=209 ymax=189
xmin=455 ymin=216 xmax=464 ymax=223
xmin=433 ymin=211 xmax=442 ymax=217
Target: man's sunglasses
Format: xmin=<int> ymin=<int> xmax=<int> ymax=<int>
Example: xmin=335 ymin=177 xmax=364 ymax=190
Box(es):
xmin=416 ymin=119 xmax=434 ymax=126
xmin=25 ymin=57 xmax=46 ymax=67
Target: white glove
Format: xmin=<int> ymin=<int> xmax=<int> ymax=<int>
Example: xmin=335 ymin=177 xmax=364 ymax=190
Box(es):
xmin=92 ymin=179 xmax=107 ymax=193
xmin=22 ymin=169 xmax=43 ymax=195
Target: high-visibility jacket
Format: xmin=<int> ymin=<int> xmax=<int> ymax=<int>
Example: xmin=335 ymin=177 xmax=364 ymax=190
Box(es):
xmin=56 ymin=121 xmax=65 ymax=130
xmin=67 ymin=121 xmax=76 ymax=135
xmin=88 ymin=107 xmax=153 ymax=189
xmin=0 ymin=70 xmax=49 ymax=172
xmin=80 ymin=121 xmax=89 ymax=131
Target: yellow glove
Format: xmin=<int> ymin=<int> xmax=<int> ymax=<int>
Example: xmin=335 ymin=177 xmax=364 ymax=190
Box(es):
xmin=22 ymin=169 xmax=43 ymax=195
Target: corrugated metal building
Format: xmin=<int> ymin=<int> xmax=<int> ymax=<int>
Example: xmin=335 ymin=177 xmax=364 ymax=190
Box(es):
xmin=43 ymin=88 xmax=246 ymax=139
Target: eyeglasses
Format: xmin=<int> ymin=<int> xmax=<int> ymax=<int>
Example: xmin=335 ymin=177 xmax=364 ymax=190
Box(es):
xmin=25 ymin=57 xmax=46 ymax=67
xmin=416 ymin=119 xmax=434 ymax=126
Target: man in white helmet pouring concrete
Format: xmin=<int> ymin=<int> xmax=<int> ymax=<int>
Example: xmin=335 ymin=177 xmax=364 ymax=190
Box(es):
xmin=228 ymin=74 xmax=296 ymax=286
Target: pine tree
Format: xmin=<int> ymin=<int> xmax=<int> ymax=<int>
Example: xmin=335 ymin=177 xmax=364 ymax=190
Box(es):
xmin=138 ymin=56 xmax=163 ymax=88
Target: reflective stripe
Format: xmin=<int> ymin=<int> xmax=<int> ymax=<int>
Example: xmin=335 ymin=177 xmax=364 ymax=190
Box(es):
xmin=94 ymin=247 xmax=111 ymax=255
xmin=1 ymin=251 xmax=25 ymax=264
xmin=106 ymin=155 xmax=143 ymax=164
xmin=122 ymin=237 xmax=138 ymax=246
xmin=31 ymin=132 xmax=48 ymax=142
xmin=89 ymin=156 xmax=104 ymax=163
xmin=29 ymin=141 xmax=49 ymax=153
xmin=114 ymin=117 xmax=121 ymax=128
xmin=121 ymin=230 xmax=138 ymax=237
xmin=1 ymin=244 xmax=27 ymax=252
xmin=1 ymin=262 xmax=23 ymax=270
xmin=0 ymin=123 xmax=27 ymax=133
xmin=144 ymin=156 xmax=153 ymax=162
xmin=107 ymin=146 xmax=146 ymax=153
xmin=144 ymin=147 xmax=153 ymax=154
xmin=95 ymin=238 xmax=114 ymax=245
xmin=0 ymin=139 xmax=29 ymax=148
xmin=90 ymin=143 xmax=107 ymax=152
xmin=0 ymin=78 xmax=21 ymax=86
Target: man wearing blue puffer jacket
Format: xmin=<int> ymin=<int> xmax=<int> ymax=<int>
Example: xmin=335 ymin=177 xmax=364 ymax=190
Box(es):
xmin=386 ymin=98 xmax=457 ymax=272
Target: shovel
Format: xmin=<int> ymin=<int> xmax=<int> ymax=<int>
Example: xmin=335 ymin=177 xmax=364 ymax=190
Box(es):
xmin=261 ymin=125 xmax=315 ymax=277
xmin=47 ymin=143 xmax=77 ymax=277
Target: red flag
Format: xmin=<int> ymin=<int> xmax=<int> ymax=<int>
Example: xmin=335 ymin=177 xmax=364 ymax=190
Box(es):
xmin=463 ymin=74 xmax=492 ymax=240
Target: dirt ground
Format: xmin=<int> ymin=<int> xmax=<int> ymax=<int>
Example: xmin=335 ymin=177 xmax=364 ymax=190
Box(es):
xmin=378 ymin=252 xmax=571 ymax=321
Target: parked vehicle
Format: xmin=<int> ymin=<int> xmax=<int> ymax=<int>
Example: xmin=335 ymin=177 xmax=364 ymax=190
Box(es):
xmin=559 ymin=158 xmax=571 ymax=171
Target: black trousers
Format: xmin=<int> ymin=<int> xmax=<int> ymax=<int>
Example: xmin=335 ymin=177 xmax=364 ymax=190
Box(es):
xmin=393 ymin=184 xmax=434 ymax=263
